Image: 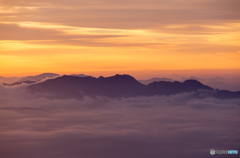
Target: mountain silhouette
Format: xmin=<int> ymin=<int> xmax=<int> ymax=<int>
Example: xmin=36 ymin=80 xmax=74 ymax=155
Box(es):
xmin=27 ymin=74 xmax=144 ymax=99
xmin=26 ymin=74 xmax=240 ymax=99
xmin=18 ymin=73 xmax=59 ymax=82
xmin=144 ymin=80 xmax=213 ymax=96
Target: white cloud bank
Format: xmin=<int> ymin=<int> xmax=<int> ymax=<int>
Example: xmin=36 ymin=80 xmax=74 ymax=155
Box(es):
xmin=0 ymin=85 xmax=240 ymax=158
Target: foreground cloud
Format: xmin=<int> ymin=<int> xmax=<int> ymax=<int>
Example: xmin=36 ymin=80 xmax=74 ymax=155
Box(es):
xmin=0 ymin=85 xmax=239 ymax=158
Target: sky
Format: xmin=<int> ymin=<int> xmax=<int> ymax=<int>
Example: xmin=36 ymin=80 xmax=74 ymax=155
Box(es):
xmin=0 ymin=0 xmax=240 ymax=77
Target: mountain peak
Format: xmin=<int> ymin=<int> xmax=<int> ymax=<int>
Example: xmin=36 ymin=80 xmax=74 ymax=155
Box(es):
xmin=106 ymin=74 xmax=140 ymax=85
xmin=114 ymin=74 xmax=132 ymax=77
xmin=183 ymin=79 xmax=202 ymax=85
xmin=183 ymin=79 xmax=213 ymax=91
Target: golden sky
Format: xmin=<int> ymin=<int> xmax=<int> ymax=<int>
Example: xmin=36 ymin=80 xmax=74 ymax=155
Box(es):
xmin=0 ymin=0 xmax=240 ymax=77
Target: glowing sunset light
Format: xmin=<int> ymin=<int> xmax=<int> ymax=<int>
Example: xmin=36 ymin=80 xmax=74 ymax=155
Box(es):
xmin=0 ymin=0 xmax=240 ymax=77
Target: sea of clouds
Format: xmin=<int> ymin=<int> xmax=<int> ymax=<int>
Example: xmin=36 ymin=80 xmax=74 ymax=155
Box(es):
xmin=0 ymin=84 xmax=240 ymax=158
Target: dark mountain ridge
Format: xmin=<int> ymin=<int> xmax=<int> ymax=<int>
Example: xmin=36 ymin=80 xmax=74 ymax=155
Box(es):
xmin=27 ymin=74 xmax=144 ymax=98
xmin=26 ymin=74 xmax=240 ymax=100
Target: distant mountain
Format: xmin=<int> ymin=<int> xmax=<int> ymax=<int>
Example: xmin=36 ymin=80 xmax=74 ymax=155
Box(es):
xmin=0 ymin=76 xmax=21 ymax=83
xmin=69 ymin=74 xmax=93 ymax=78
xmin=27 ymin=74 xmax=144 ymax=99
xmin=144 ymin=80 xmax=213 ymax=96
xmin=18 ymin=73 xmax=59 ymax=82
xmin=26 ymin=74 xmax=240 ymax=100
xmin=3 ymin=81 xmax=37 ymax=86
xmin=139 ymin=77 xmax=174 ymax=85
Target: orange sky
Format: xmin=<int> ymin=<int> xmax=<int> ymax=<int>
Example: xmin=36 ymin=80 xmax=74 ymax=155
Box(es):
xmin=0 ymin=0 xmax=240 ymax=77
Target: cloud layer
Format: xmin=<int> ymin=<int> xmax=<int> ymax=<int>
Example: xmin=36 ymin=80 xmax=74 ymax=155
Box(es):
xmin=0 ymin=85 xmax=239 ymax=158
